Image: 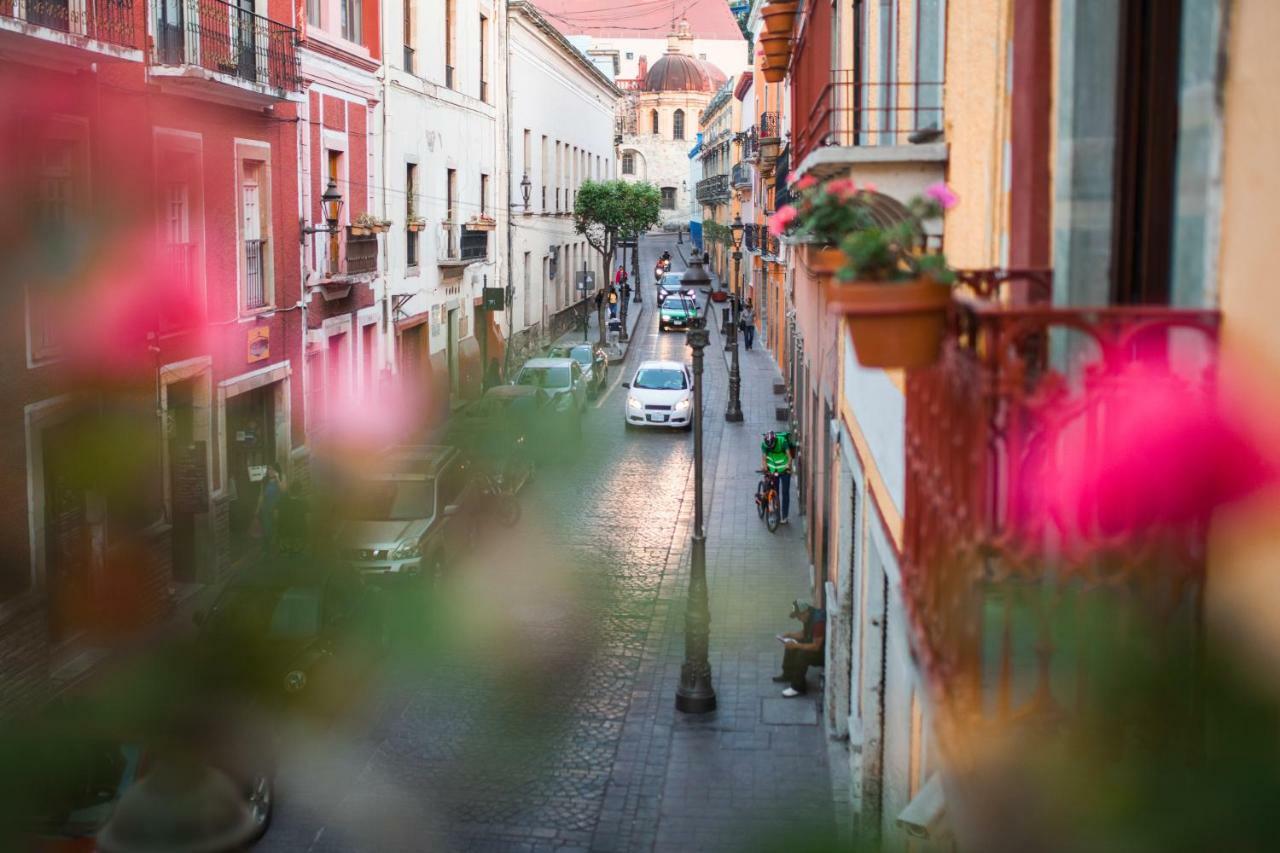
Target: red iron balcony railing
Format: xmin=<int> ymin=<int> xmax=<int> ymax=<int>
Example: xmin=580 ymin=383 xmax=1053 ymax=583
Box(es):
xmin=154 ymin=0 xmax=301 ymax=94
xmin=2 ymin=0 xmax=137 ymax=48
xmin=902 ymin=271 xmax=1220 ymax=726
xmin=794 ymin=74 xmax=944 ymax=166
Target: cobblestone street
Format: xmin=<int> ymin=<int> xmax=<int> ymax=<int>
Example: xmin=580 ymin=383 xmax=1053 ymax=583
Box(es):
xmin=259 ymin=234 xmax=837 ymax=853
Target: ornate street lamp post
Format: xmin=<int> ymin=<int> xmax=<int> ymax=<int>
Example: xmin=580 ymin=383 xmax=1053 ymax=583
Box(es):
xmin=676 ymin=318 xmax=716 ymax=714
xmin=618 ymin=237 xmax=631 ymax=344
xmin=631 ymin=231 xmax=642 ymax=302
xmin=724 ymin=215 xmax=744 ymax=423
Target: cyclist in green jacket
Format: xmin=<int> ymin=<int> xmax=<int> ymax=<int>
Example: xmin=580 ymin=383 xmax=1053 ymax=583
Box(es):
xmin=761 ymin=431 xmax=794 ymax=524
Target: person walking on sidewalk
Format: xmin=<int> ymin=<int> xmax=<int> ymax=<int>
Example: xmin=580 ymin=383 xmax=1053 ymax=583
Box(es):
xmin=774 ymin=600 xmax=826 ymax=697
xmin=607 ymin=286 xmax=619 ymax=318
xmin=761 ymin=430 xmax=794 ymax=524
xmin=739 ymin=300 xmax=756 ymax=350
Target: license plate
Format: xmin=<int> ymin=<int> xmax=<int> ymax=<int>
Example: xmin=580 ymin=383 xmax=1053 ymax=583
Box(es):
xmin=649 ymin=414 xmax=668 ymax=423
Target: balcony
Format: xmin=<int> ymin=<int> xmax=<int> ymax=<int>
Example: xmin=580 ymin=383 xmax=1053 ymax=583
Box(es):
xmin=344 ymin=231 xmax=378 ymax=275
xmin=439 ymin=223 xmax=488 ymax=267
xmin=151 ymin=0 xmax=302 ymax=105
xmin=743 ymin=223 xmax=758 ymax=254
xmin=901 ymin=271 xmax=1219 ymax=730
xmin=731 ymin=162 xmax=752 ymax=190
xmin=696 ymin=174 xmax=730 ymax=206
xmin=1 ymin=0 xmax=140 ymax=60
xmin=244 ymin=237 xmax=266 ymax=309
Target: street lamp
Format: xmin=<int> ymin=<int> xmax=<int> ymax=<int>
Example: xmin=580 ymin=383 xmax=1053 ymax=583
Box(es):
xmin=676 ymin=317 xmax=716 ymax=714
xmin=631 ymin=230 xmax=642 ymax=302
xmin=299 ymin=177 xmax=345 ymax=242
xmin=520 ymin=172 xmax=532 ymax=210
xmin=618 ymin=236 xmax=631 ymax=344
xmin=724 ymin=215 xmax=744 ymax=422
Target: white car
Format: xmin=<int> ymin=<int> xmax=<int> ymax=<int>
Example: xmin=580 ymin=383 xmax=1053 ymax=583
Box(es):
xmin=623 ymin=360 xmax=693 ymax=430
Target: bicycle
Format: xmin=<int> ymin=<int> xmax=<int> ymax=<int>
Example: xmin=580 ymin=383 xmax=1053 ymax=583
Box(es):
xmin=755 ymin=469 xmax=781 ymax=533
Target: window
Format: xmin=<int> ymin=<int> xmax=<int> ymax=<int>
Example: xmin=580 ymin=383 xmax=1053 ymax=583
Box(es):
xmin=554 ymin=141 xmax=561 ymax=212
xmin=241 ymin=161 xmax=268 ymax=310
xmin=446 ymin=168 xmax=457 ymax=257
xmin=540 ymin=135 xmax=549 ymax=212
xmin=622 ymin=152 xmax=635 ymax=175
xmin=479 ymin=14 xmax=489 ymax=101
xmin=523 ymin=129 xmax=532 ymax=198
xmin=341 ymin=0 xmax=361 ymax=43
xmin=673 ymin=110 xmax=685 ymax=140
xmin=480 ymin=173 xmax=488 ymax=215
xmin=660 ymin=186 xmax=676 ymax=209
xmin=522 ymin=251 xmax=532 ymax=327
xmin=308 ymin=0 xmax=320 ymax=27
xmin=650 ymin=110 xmax=659 ymax=135
xmin=444 ymin=0 xmax=455 ymax=87
xmin=625 ymin=51 xmax=634 ymax=59
xmin=406 ymin=163 xmax=418 ymax=267
xmin=403 ymin=0 xmax=415 ymax=72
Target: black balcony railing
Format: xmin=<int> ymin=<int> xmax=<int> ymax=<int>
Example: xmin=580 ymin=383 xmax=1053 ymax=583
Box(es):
xmin=773 ymin=145 xmax=792 ymax=209
xmin=154 ymin=0 xmax=301 ymax=94
xmin=795 ymin=75 xmax=945 ymax=165
xmin=460 ymin=227 xmax=488 ymax=261
xmin=743 ymin=223 xmax=759 ymax=253
xmin=731 ymin=162 xmax=752 ymax=188
xmin=346 ymin=232 xmax=378 ymax=275
xmin=4 ymin=0 xmax=137 ymax=47
xmin=696 ymin=174 xmax=730 ymax=205
xmin=244 ymin=238 xmax=266 ymax=308
xmin=742 ymin=127 xmax=760 ymax=162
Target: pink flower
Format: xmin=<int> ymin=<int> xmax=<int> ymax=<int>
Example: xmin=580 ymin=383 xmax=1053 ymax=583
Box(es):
xmin=825 ymin=179 xmax=857 ymax=199
xmin=767 ymin=204 xmax=798 ymax=236
xmin=1012 ymin=359 xmax=1279 ymax=557
xmin=792 ymin=174 xmax=817 ymax=191
xmin=924 ymin=182 xmax=959 ymax=210
xmin=862 ymin=182 xmax=878 ymax=194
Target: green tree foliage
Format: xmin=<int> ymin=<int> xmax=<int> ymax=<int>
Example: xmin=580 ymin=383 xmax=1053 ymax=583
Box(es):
xmin=573 ymin=180 xmax=662 ymax=276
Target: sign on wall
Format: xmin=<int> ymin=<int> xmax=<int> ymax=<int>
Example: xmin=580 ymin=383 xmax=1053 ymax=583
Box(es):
xmin=575 ymin=270 xmax=596 ymax=291
xmin=247 ymin=327 xmax=270 ymax=363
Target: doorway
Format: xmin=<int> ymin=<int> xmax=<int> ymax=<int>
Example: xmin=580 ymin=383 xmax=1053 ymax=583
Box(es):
xmin=43 ymin=418 xmax=92 ymax=643
xmin=167 ymin=379 xmax=198 ymax=581
xmin=447 ymin=307 xmax=460 ymax=394
xmin=225 ymin=384 xmax=276 ymax=562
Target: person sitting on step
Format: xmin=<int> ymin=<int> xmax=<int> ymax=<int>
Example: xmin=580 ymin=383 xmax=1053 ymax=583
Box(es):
xmin=774 ymin=599 xmax=826 ymax=697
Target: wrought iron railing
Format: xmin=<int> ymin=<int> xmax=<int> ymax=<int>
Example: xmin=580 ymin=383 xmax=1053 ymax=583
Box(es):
xmin=244 ymin=238 xmax=266 ymax=308
xmin=154 ymin=0 xmax=301 ymax=94
xmin=3 ymin=0 xmax=137 ymax=47
xmin=743 ymin=223 xmax=759 ymax=253
xmin=742 ymin=126 xmax=760 ymax=162
xmin=901 ymin=271 xmax=1220 ymax=726
xmin=794 ymin=74 xmax=945 ymax=165
xmin=759 ymin=110 xmax=779 ymax=140
xmin=696 ymin=174 xmax=730 ymax=205
xmin=460 ymin=226 xmax=487 ymax=261
xmin=731 ymin=162 xmax=752 ymax=188
xmin=773 ymin=145 xmax=792 ymax=209
xmin=345 ymin=232 xmax=378 ymax=274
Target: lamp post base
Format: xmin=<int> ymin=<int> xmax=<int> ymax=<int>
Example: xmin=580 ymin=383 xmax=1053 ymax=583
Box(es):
xmin=724 ymin=406 xmax=744 ymax=423
xmin=675 ymin=535 xmax=717 ymax=714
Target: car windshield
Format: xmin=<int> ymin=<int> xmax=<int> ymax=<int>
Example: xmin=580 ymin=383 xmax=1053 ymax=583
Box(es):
xmin=211 ymin=585 xmax=323 ymax=640
xmin=664 ymin=297 xmax=696 ymax=313
xmin=349 ymin=479 xmax=436 ymax=521
xmin=661 ymin=276 xmax=683 ymax=287
xmin=516 ymin=366 xmax=571 ymax=389
xmin=634 ymin=368 xmax=687 ymax=390
xmin=568 ymin=346 xmax=594 ymax=367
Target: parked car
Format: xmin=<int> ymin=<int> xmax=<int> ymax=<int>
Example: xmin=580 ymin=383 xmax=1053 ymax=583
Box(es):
xmin=624 ymin=360 xmax=694 ymax=430
xmin=512 ymin=357 xmax=588 ymax=432
xmin=547 ymin=342 xmax=608 ymax=396
xmin=659 ymin=294 xmax=700 ymax=332
xmin=337 ymin=445 xmax=473 ymax=581
xmin=444 ymin=385 xmax=546 ymax=481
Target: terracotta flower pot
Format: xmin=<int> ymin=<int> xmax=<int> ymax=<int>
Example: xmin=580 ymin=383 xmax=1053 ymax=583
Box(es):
xmin=762 ymin=3 xmax=798 ymax=35
xmin=762 ymin=64 xmax=787 ymax=83
xmin=761 ymin=34 xmax=791 ymax=59
xmin=804 ymin=244 xmax=846 ymax=276
xmin=823 ymin=277 xmax=952 ymax=368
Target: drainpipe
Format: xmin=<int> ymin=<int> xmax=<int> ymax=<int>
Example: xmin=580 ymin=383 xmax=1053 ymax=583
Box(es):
xmin=503 ymin=7 xmax=515 ymax=380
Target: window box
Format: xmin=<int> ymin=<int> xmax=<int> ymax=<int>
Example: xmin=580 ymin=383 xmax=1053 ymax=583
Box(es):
xmin=466 ymin=215 xmax=497 ymax=232
xmin=407 ymin=217 xmax=427 ymax=232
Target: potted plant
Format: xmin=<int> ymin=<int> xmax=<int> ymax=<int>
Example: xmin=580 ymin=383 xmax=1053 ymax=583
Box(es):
xmin=760 ymin=33 xmax=791 ymax=60
xmin=766 ymin=174 xmax=857 ymax=276
xmin=406 ymin=215 xmax=426 ymax=232
xmin=762 ymin=1 xmax=799 ymax=35
xmin=467 ymin=213 xmax=497 ymax=231
xmin=831 ymin=182 xmax=958 ymax=368
xmin=351 ymin=212 xmax=391 ymax=236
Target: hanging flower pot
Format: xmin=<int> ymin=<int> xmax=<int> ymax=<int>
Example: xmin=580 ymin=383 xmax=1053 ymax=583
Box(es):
xmin=761 ymin=64 xmax=786 ymax=83
xmin=762 ymin=2 xmax=799 ymax=36
xmin=823 ymin=277 xmax=952 ymax=368
xmin=760 ymin=34 xmax=791 ymax=60
xmin=801 ymin=243 xmax=845 ymax=278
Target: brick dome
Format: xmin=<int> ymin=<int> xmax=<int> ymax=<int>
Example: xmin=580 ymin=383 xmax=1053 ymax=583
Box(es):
xmin=643 ymin=53 xmax=727 ymax=93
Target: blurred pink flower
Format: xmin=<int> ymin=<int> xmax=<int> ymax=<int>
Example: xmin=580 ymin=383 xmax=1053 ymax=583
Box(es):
xmin=1013 ymin=360 xmax=1279 ymax=555
xmin=862 ymin=182 xmax=878 ymax=193
xmin=826 ymin=179 xmax=857 ymax=199
xmin=767 ymin=204 xmax=798 ymax=236
xmin=792 ymin=174 xmax=817 ymax=191
xmin=924 ymin=182 xmax=959 ymax=210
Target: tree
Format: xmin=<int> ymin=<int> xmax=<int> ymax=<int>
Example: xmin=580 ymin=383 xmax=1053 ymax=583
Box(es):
xmin=574 ymin=180 xmax=661 ymax=343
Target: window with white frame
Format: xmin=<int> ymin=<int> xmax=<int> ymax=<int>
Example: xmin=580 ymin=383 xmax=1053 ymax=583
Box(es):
xmin=241 ymin=160 xmax=269 ymax=310
xmin=622 ymin=152 xmax=635 ymax=175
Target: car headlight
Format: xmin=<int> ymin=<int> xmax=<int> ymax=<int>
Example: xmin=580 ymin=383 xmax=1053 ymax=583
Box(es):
xmin=283 ymin=670 xmax=307 ymax=694
xmin=391 ymin=540 xmax=421 ymax=560
xmin=627 ymin=396 xmax=643 ymax=411
xmin=674 ymin=398 xmax=691 ymax=412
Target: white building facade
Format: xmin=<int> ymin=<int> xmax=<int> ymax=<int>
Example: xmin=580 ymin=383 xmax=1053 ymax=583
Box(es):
xmin=503 ymin=1 xmax=619 ymax=364
xmin=380 ymin=0 xmax=503 ymax=412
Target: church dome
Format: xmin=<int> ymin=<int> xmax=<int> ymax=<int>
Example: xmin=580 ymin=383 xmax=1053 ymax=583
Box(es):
xmin=643 ymin=52 xmax=726 ymax=93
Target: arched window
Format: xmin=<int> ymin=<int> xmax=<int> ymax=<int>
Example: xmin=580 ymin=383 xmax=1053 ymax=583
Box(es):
xmin=660 ymin=186 xmax=677 ymax=209
xmin=672 ymin=110 xmax=685 ymax=140
xmin=621 ymin=152 xmax=635 ymax=175
xmin=650 ymin=110 xmax=659 ymax=135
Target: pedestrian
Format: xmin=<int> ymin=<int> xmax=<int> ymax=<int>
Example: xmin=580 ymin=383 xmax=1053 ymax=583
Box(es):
xmin=607 ymin=286 xmax=619 ymax=318
xmin=615 ymin=265 xmax=626 ymax=288
xmin=760 ymin=430 xmax=794 ymax=524
xmin=254 ymin=463 xmax=285 ymax=555
xmin=773 ymin=600 xmax=826 ymax=697
xmin=594 ymin=288 xmax=604 ymax=313
xmin=740 ymin=300 xmax=756 ymax=350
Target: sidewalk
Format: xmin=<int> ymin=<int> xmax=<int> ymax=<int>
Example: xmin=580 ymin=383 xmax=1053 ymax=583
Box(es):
xmin=593 ymin=240 xmax=843 ymax=852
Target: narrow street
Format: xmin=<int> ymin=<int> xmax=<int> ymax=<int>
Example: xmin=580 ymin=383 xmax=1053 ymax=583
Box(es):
xmin=259 ymin=234 xmax=837 ymax=853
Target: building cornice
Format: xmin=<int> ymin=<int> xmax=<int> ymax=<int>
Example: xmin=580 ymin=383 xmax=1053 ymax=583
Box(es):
xmin=508 ymin=1 xmax=622 ymax=98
